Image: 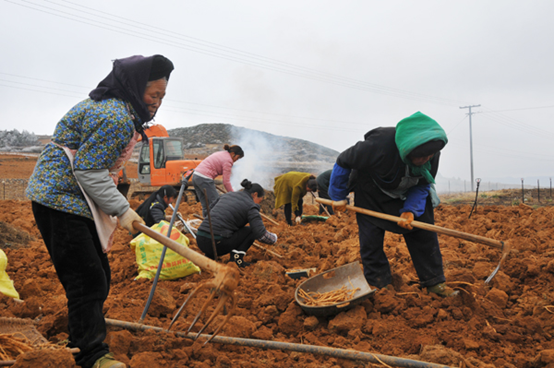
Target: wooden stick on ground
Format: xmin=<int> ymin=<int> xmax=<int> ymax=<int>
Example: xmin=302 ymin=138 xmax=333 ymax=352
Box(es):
xmin=253 ymin=241 xmax=284 ymax=258
xmin=260 ymin=212 xmax=280 ymax=226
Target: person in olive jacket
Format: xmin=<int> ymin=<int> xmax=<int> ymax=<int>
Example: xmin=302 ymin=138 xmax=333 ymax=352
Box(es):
xmin=273 ymin=171 xmax=317 ymax=225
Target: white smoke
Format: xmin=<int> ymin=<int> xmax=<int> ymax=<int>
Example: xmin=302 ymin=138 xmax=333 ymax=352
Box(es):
xmin=229 ymin=129 xmax=286 ymax=191
xmin=228 ymin=127 xmax=337 ymax=192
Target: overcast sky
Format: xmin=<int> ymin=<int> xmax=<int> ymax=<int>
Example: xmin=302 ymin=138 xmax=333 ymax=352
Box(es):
xmin=1 ymin=0 xmax=554 ymax=184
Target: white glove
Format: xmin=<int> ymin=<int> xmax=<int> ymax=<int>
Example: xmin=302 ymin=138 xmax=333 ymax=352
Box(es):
xmin=295 ymin=216 xmax=302 ymax=224
xmin=118 ymin=208 xmax=144 ymax=233
xmin=332 ymin=200 xmax=348 ymax=212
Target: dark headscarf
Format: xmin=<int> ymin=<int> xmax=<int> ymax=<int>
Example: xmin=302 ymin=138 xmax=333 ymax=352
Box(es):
xmin=89 ymin=54 xmax=174 ymax=137
xmin=136 ymin=185 xmax=178 ymax=221
xmin=408 ymin=140 xmax=446 ymax=158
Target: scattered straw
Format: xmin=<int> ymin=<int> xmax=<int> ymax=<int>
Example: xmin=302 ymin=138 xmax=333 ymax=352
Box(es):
xmin=454 ymin=287 xmax=471 ymax=296
xmin=369 ymin=353 xmax=393 ymax=367
xmin=485 ymin=319 xmax=497 ymax=333
xmin=544 ymin=305 xmax=554 ymax=314
xmin=0 ymin=333 xmax=34 ymax=361
xmin=298 ymin=284 xmax=360 ymax=307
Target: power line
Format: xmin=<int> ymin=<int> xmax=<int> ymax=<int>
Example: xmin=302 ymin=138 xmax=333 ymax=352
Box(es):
xmin=0 ymin=82 xmax=83 ymax=99
xmin=0 ymin=76 xmax=372 ymax=130
xmin=0 ymin=72 xmax=91 ymax=90
xmin=481 ymin=105 xmax=554 ymax=113
xmin=478 ymin=108 xmax=554 ymax=139
xmin=6 ymin=0 xmax=468 ymax=106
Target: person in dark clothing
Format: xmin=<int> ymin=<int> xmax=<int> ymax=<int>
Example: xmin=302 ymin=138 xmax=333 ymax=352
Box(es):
xmin=196 ymin=179 xmax=277 ymax=267
xmin=136 ymin=185 xmax=177 ymax=227
xmin=328 ymin=111 xmax=458 ymax=297
xmin=316 ymin=169 xmax=334 ymax=215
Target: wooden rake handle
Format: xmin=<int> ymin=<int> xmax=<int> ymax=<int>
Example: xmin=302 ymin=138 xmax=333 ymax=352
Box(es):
xmin=133 ymin=222 xmax=223 ymax=274
xmin=316 ymin=198 xmax=504 ymax=249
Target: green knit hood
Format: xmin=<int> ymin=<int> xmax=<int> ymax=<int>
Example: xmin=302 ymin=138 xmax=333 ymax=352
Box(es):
xmin=395 ymin=111 xmax=448 ymax=184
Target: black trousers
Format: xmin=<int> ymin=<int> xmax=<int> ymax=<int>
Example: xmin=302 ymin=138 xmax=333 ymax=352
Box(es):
xmin=356 ymin=213 xmax=445 ymax=289
xmin=32 ymin=202 xmax=110 ymax=368
xmin=284 ymin=198 xmax=304 ymax=225
xmin=196 ymin=226 xmax=257 ymax=260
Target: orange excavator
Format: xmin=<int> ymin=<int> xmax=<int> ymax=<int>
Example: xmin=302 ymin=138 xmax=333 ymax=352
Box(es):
xmin=117 ymin=124 xmax=202 ymax=199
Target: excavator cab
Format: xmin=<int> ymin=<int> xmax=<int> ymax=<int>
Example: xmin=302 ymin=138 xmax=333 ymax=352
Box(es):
xmin=138 ymin=137 xmax=200 ymax=186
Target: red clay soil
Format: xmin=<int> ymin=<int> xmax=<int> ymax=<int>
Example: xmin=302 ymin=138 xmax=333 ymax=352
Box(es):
xmin=1 ymin=151 xmax=554 ymax=368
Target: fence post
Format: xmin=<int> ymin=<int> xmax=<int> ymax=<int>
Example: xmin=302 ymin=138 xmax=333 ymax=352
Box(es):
xmin=521 ymin=178 xmax=524 ymax=203
xmin=537 ymin=179 xmax=540 ymax=203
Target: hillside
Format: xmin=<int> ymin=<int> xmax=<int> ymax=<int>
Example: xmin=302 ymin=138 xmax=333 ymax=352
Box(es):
xmin=169 ymin=124 xmax=339 ymax=177
xmin=0 ymin=125 xmax=339 ymax=178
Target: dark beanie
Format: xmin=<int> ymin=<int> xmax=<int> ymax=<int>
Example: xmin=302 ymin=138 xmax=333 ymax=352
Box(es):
xmin=409 ymin=140 xmax=445 ymax=158
xmin=148 ymin=55 xmax=174 ymax=81
xmin=307 ymin=178 xmax=318 ymax=192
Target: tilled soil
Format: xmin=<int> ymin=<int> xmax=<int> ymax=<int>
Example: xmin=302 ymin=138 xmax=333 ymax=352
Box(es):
xmin=1 ymin=198 xmax=554 ymax=368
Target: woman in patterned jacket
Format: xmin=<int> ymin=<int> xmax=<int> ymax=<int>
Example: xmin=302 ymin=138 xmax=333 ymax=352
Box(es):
xmin=26 ymin=55 xmax=174 ymax=368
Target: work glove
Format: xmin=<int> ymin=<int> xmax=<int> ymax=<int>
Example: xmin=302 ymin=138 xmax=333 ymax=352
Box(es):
xmin=332 ymin=200 xmax=348 ymax=212
xmin=165 ymin=211 xmax=183 ymax=221
xmin=397 ymin=211 xmax=414 ymax=230
xmin=295 ymin=216 xmax=302 ymax=224
xmin=118 ymin=208 xmax=144 ymax=233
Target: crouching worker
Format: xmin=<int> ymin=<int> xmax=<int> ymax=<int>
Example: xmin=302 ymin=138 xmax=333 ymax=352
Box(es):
xmin=196 ymin=179 xmax=277 ymax=267
xmin=136 ymin=185 xmax=177 ymax=227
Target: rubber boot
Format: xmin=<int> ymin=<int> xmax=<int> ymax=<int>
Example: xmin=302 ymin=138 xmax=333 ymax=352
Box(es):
xmin=427 ymin=282 xmax=459 ymax=297
xmin=232 ymin=250 xmax=250 ymax=268
xmin=93 ymin=353 xmax=126 ymax=368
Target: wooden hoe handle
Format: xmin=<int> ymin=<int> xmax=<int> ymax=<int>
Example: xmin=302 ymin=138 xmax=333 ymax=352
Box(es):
xmin=133 ymin=222 xmax=223 ymax=273
xmin=315 ymin=198 xmax=504 ymax=249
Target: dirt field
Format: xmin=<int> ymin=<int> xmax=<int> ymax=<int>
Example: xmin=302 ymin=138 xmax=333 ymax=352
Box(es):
xmin=1 ymin=154 xmax=554 ymax=368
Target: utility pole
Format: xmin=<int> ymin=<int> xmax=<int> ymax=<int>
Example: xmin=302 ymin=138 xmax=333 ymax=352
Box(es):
xmin=460 ymin=104 xmax=481 ymax=191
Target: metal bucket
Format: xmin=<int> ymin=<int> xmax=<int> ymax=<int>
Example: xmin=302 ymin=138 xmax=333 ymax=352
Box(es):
xmin=295 ymin=262 xmax=375 ymax=317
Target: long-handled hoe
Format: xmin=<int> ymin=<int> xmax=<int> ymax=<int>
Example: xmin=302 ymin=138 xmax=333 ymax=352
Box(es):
xmin=316 ymin=198 xmax=511 ymax=283
xmin=133 ymin=221 xmax=240 ymax=342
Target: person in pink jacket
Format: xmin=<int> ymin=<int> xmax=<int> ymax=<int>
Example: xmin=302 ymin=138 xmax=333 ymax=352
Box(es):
xmin=192 ymin=144 xmax=244 ymax=217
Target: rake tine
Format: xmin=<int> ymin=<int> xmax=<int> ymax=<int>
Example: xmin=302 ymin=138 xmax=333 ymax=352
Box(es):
xmin=204 ymin=293 xmax=237 ymax=344
xmin=168 ymin=284 xmax=207 ymax=331
xmin=195 ymin=292 xmax=232 ymax=338
xmin=187 ymin=289 xmax=217 ymax=336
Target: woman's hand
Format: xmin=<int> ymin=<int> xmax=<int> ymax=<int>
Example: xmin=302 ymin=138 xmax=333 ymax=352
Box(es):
xmin=332 ymin=200 xmax=348 ymax=212
xmin=119 ymin=208 xmax=144 ymax=233
xmin=397 ymin=212 xmax=414 ymax=230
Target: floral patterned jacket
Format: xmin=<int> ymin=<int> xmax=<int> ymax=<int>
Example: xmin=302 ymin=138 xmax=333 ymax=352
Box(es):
xmin=26 ymin=98 xmax=137 ymax=219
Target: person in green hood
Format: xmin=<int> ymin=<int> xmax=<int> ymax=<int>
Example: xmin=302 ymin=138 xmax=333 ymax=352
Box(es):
xmin=328 ymin=112 xmax=458 ymax=297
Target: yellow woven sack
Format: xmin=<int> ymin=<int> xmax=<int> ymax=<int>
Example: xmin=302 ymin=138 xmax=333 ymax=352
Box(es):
xmin=0 ymin=249 xmax=20 ymax=299
xmin=130 ymin=221 xmax=201 ymax=280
